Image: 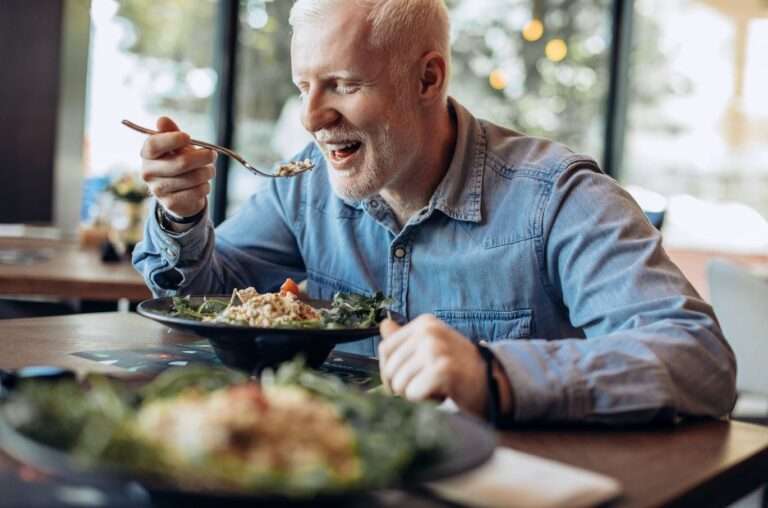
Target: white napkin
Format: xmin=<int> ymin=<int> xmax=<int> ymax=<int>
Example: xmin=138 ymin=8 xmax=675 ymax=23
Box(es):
xmin=427 ymin=447 xmax=622 ymax=508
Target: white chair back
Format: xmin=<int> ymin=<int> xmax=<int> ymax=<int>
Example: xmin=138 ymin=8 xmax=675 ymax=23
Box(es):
xmin=707 ymin=259 xmax=768 ymax=395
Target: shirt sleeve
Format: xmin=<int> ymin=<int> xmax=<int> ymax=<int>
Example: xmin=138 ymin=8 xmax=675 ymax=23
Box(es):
xmin=132 ymin=150 xmax=313 ymax=297
xmin=490 ymin=159 xmax=737 ymax=424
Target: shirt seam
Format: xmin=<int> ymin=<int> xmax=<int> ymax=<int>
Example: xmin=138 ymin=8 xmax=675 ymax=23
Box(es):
xmin=536 ymin=156 xmax=599 ymax=310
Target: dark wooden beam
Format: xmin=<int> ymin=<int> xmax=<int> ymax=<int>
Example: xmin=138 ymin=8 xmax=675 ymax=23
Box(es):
xmin=0 ymin=0 xmax=64 ymax=223
xmin=210 ymin=0 xmax=240 ymax=226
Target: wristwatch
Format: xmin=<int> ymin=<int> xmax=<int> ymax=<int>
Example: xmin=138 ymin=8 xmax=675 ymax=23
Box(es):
xmin=475 ymin=340 xmax=517 ymax=428
xmin=156 ymin=204 xmax=206 ymax=229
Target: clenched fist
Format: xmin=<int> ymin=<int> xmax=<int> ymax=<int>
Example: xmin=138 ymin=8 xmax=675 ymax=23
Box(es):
xmin=378 ymin=314 xmax=515 ymax=421
xmin=378 ymin=314 xmax=491 ymax=416
xmin=140 ymin=117 xmax=217 ymax=219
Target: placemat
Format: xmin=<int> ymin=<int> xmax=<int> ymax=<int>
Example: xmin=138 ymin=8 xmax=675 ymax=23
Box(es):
xmin=72 ymin=342 xmax=381 ymax=388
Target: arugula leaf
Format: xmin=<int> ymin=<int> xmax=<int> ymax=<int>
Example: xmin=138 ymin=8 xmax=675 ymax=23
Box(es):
xmin=169 ymin=296 xmax=229 ymax=321
xmin=139 ymin=366 xmax=247 ymax=403
xmin=319 ymin=292 xmax=393 ymax=329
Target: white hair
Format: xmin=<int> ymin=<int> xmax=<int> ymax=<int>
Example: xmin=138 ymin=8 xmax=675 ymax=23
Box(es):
xmin=289 ymin=0 xmax=451 ymax=77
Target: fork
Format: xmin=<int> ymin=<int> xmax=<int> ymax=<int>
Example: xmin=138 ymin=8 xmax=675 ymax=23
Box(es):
xmin=121 ymin=119 xmax=314 ymax=178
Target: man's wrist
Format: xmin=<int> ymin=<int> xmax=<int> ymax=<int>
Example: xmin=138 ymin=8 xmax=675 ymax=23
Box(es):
xmin=492 ymin=359 xmax=515 ymax=418
xmin=476 ymin=341 xmax=515 ymax=426
xmin=156 ymin=204 xmax=206 ymax=233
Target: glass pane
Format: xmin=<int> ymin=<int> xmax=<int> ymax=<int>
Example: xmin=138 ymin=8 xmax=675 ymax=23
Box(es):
xmin=229 ymin=0 xmax=613 ymax=215
xmin=622 ymin=0 xmax=768 ymax=224
xmin=82 ymin=0 xmax=217 ymax=224
xmin=229 ymin=0 xmax=307 ymax=215
xmin=448 ymin=0 xmax=612 ymax=160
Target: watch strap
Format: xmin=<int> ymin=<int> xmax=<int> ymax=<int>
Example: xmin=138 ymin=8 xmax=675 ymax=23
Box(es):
xmin=158 ymin=204 xmax=206 ymax=226
xmin=476 ymin=340 xmax=503 ymax=426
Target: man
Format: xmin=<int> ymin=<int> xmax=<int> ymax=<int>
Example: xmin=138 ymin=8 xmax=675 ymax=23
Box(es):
xmin=133 ymin=0 xmax=736 ymax=424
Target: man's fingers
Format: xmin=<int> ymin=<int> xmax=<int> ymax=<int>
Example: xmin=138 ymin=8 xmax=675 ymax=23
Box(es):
xmin=403 ymin=364 xmax=449 ymax=402
xmin=381 ymin=332 xmax=419 ymax=383
xmin=143 ymin=148 xmax=217 ymax=178
xmin=157 ymin=183 xmax=210 ymax=218
xmin=148 ymin=165 xmax=216 ymax=198
xmin=388 ymin=356 xmax=423 ymax=395
xmin=378 ymin=318 xmax=412 ymax=361
xmin=141 ymin=131 xmax=191 ymax=160
xmin=380 ymin=318 xmax=401 ymax=337
xmin=156 ymin=116 xmax=180 ymax=133
xmin=378 ymin=318 xmax=403 ymax=392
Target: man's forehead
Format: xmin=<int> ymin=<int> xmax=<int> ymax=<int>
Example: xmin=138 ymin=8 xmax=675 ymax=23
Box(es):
xmin=291 ymin=50 xmax=375 ymax=82
xmin=290 ymin=12 xmax=384 ymax=80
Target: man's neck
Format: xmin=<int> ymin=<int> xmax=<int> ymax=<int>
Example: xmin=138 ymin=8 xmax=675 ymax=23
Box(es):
xmin=380 ymin=104 xmax=457 ymax=227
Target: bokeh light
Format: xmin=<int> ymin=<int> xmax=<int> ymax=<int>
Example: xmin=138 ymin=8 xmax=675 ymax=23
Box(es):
xmin=545 ymin=38 xmax=568 ymax=62
xmin=522 ymin=19 xmax=544 ymax=42
xmin=488 ymin=69 xmax=508 ymax=90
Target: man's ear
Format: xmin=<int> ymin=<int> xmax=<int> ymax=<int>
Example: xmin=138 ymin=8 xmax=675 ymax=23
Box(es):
xmin=417 ymin=51 xmax=447 ymax=102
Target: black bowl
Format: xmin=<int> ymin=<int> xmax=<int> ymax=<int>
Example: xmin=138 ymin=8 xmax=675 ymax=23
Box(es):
xmin=137 ymin=296 xmax=399 ymax=373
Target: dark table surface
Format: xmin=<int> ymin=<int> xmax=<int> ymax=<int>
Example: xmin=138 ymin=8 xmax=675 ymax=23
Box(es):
xmin=0 ymin=312 xmax=766 ymax=507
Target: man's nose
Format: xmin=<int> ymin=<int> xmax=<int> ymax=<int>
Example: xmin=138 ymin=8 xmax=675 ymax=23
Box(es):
xmin=300 ymin=91 xmax=340 ymax=133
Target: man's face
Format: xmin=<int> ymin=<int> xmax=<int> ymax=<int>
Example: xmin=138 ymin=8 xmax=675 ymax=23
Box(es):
xmin=291 ymin=5 xmax=420 ymax=201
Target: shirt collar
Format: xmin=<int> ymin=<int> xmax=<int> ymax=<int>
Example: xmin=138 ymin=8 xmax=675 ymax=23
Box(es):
xmin=429 ymin=97 xmax=485 ymax=223
xmin=339 ymin=96 xmax=486 ymax=223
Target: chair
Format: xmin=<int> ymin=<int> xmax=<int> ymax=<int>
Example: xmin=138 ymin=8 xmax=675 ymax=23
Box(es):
xmin=707 ymin=259 xmax=768 ymax=423
xmin=709 ymin=260 xmax=768 ymax=508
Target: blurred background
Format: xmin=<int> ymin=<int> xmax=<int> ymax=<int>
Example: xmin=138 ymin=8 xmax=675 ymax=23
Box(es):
xmin=1 ymin=0 xmax=767 ymax=251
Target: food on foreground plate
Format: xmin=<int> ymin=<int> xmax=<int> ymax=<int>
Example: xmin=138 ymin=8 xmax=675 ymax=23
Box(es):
xmin=2 ymin=362 xmax=450 ymax=496
xmin=170 ymin=280 xmax=391 ymax=330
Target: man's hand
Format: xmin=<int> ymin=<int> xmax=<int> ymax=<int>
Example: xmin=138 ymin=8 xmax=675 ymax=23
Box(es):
xmin=378 ymin=314 xmax=488 ymax=416
xmin=140 ymin=116 xmax=217 ymax=219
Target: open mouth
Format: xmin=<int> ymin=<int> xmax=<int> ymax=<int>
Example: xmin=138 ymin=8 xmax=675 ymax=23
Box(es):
xmin=329 ymin=141 xmax=362 ymax=163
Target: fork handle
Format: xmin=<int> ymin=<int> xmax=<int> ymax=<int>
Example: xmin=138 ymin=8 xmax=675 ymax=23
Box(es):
xmin=121 ymin=120 xmax=242 ymax=161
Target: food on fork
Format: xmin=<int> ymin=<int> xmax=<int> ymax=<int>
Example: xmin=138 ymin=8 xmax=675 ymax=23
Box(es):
xmin=275 ymin=158 xmax=314 ymax=177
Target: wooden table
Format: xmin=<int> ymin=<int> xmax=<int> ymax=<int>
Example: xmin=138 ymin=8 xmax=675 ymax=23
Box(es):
xmin=666 ymin=247 xmax=768 ymax=301
xmin=0 ymin=237 xmax=150 ymax=301
xmin=1 ymin=313 xmax=767 ymax=508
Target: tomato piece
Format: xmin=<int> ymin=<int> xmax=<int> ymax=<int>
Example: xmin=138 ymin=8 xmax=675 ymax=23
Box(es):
xmin=279 ymin=278 xmax=300 ymax=296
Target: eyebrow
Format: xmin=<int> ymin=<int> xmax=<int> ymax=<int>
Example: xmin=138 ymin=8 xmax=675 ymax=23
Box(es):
xmin=293 ymin=70 xmax=363 ymax=86
xmin=319 ymin=70 xmax=360 ymax=80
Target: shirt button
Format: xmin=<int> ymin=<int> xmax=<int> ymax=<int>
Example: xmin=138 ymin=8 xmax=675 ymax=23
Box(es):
xmin=369 ymin=200 xmax=379 ymax=208
xmin=394 ymin=247 xmax=406 ymax=258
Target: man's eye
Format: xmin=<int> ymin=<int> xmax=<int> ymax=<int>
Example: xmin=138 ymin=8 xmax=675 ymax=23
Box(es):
xmin=336 ymin=84 xmax=359 ymax=94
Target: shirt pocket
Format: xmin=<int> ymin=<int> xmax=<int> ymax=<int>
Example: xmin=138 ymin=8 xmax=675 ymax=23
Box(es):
xmin=305 ymin=269 xmax=373 ymax=301
xmin=434 ymin=309 xmax=533 ymax=342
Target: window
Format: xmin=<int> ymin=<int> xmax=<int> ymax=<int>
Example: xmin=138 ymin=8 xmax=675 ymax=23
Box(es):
xmin=621 ymin=0 xmax=768 ymax=220
xmin=229 ymin=0 xmax=309 ymax=214
xmin=226 ymin=0 xmax=613 ymax=213
xmin=448 ymin=0 xmax=612 ymax=159
xmin=82 ymin=0 xmax=217 ymax=221
xmin=78 ymin=0 xmax=767 ymax=241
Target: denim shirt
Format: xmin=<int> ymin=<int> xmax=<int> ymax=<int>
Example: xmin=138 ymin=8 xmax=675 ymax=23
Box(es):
xmin=133 ymin=98 xmax=736 ymax=424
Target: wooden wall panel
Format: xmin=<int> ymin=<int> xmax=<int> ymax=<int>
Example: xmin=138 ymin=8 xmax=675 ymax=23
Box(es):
xmin=0 ymin=0 xmax=63 ymax=224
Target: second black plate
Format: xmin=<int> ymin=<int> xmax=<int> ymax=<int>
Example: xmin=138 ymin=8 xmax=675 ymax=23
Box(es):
xmin=137 ymin=296 xmax=400 ymax=372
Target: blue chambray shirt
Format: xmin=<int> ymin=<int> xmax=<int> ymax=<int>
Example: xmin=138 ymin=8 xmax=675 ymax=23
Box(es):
xmin=133 ymin=98 xmax=736 ymax=424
